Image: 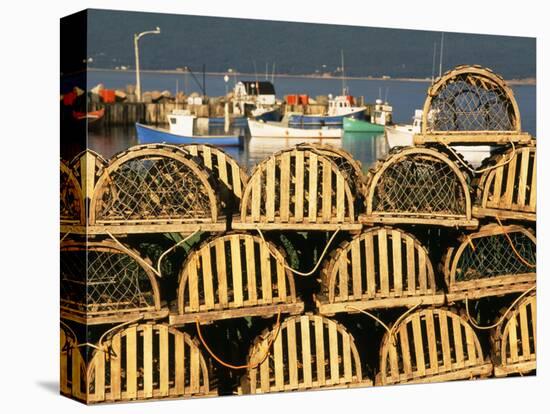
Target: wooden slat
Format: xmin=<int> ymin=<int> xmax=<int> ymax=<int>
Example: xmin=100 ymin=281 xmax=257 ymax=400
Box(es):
xmin=519 ymin=305 xmax=530 ymax=358
xmin=411 ymin=315 xmax=426 ymax=377
xmin=531 ymin=300 xmax=537 ymax=353
xmin=190 ymin=344 xmax=200 ymax=394
xmin=143 ymin=325 xmax=153 ymax=398
xmin=406 ymin=237 xmax=416 ymax=293
xmin=392 ymin=230 xmax=403 ymax=296
xmin=231 ymin=160 xmax=242 ymax=198
xmin=517 ymin=149 xmax=530 ymax=206
xmin=287 ymin=318 xmax=298 ymax=388
xmin=321 ymin=158 xmax=332 ymax=221
xmin=251 ymin=174 xmax=262 ymax=222
xmin=425 ymin=312 xmax=438 ymax=372
xmin=452 ymin=316 xmax=464 ymax=366
xmin=201 ymin=247 xmax=215 ymax=309
xmin=365 ymin=232 xmax=376 ymax=297
xmin=351 ymin=240 xmax=362 ymax=299
xmin=438 ymin=313 xmax=452 ymax=371
xmin=126 ymin=327 xmax=137 ymax=398
xmin=71 ymin=350 xmax=81 ymax=398
xmin=280 ymin=152 xmax=291 ymax=222
xmin=378 ymin=228 xmax=389 ymax=296
xmin=215 ymin=238 xmax=228 ymax=307
xmin=388 ymin=336 xmax=399 ymax=381
xmin=295 ymin=150 xmax=305 ymax=221
xmin=216 ymin=151 xmax=228 ymax=187
xmin=489 ymin=164 xmax=504 ymax=207
xmin=266 ymin=157 xmax=276 ymax=221
xmin=175 ymin=332 xmax=185 ymax=395
xmin=158 ymin=325 xmax=169 ymax=397
xmin=529 ymin=153 xmax=537 ymax=209
xmin=338 ymin=253 xmax=349 ymax=299
xmin=260 ymin=242 xmax=273 ymax=303
xmin=328 ymin=320 xmax=339 ymax=383
xmin=508 ymin=317 xmax=519 ymax=362
xmin=300 ymin=316 xmax=313 ymax=387
xmin=110 ymin=335 xmax=121 ymax=399
xmin=399 ymin=325 xmax=412 ymax=377
xmin=465 ymin=322 xmax=476 ymax=364
xmin=188 ymin=256 xmax=200 ymax=311
xmin=308 ymin=153 xmax=318 ymax=221
xmin=60 ymin=344 xmax=68 ymax=394
xmin=274 ymin=328 xmax=284 ymax=390
xmin=336 ymin=172 xmax=345 ymax=221
xmin=245 ymin=237 xmax=258 ymax=304
xmin=202 ymin=146 xmax=212 ymax=168
xmin=502 ymin=150 xmax=518 ymax=207
xmin=230 ymin=237 xmax=243 ymax=306
xmin=276 ymin=259 xmax=287 ymax=301
xmin=314 ymin=317 xmax=326 ymax=385
xmin=342 ymin=330 xmax=352 ymax=382
xmin=94 ymin=348 xmax=106 ymax=401
xmin=260 ymin=345 xmax=270 ymax=393
xmin=418 ymin=248 xmax=427 ymax=293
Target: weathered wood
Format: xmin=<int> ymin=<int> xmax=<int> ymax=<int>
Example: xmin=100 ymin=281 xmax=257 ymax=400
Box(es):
xmin=60 ymin=240 xmax=166 ymax=325
xmin=86 ymin=323 xmax=215 ymax=403
xmin=376 ymin=309 xmax=493 ymax=385
xmin=60 ymin=324 xmax=86 ymax=400
xmin=171 ymin=233 xmax=304 ymax=325
xmin=492 ymin=293 xmax=536 ymax=377
xmin=363 ymin=147 xmax=478 ymax=228
xmin=473 ymin=145 xmax=536 ymax=222
xmin=237 ymin=144 xmax=362 ymax=230
xmin=443 ymin=224 xmax=536 ymax=301
xmin=415 ymin=65 xmax=525 ymax=144
xmin=241 ymin=314 xmax=372 ymax=394
xmin=317 ymin=227 xmax=444 ymax=314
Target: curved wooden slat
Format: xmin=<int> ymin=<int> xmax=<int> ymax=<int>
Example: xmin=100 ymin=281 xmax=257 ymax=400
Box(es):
xmin=60 ymin=323 xmax=87 ymax=400
xmin=414 ymin=65 xmax=530 ymax=144
xmin=60 ymin=159 xmax=84 ymax=225
xmin=60 ymin=240 xmax=167 ymax=325
xmin=443 ymin=224 xmax=536 ymax=301
xmin=363 ymin=147 xmax=477 ymax=227
xmin=473 ymin=145 xmax=536 ymax=221
xmin=241 ymin=314 xmax=371 ymax=394
xmin=87 ymin=323 xmax=216 ymax=402
xmin=235 ymin=145 xmax=361 ymax=230
xmin=85 ymin=144 xmax=224 ymax=234
xmin=492 ymin=293 xmax=536 ymax=377
xmin=376 ymin=308 xmax=492 ymax=385
xmin=171 ymin=233 xmax=304 ymax=325
xmin=317 ymin=227 xmax=444 ymax=314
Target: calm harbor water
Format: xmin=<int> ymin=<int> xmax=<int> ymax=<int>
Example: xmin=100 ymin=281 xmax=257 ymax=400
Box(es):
xmin=87 ymin=70 xmax=536 ymax=171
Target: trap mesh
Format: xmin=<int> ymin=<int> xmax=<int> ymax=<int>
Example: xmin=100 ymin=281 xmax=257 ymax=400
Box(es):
xmin=373 ymin=154 xmax=466 ymax=215
xmin=427 ymin=73 xmax=515 ymax=132
xmin=60 ymin=167 xmax=81 ymax=221
xmin=95 ymin=156 xmax=213 ymax=221
xmin=61 ymin=249 xmax=155 ymax=313
xmin=455 ymin=231 xmax=535 ymax=281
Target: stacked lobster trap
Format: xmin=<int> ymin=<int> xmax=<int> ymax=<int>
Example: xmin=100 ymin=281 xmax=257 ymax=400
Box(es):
xmin=59 ymin=65 xmax=536 ymax=404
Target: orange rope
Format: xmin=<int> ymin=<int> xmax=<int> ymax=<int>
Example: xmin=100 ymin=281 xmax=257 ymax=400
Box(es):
xmin=495 ymin=216 xmax=536 ymax=268
xmin=195 ymin=310 xmax=281 ymax=370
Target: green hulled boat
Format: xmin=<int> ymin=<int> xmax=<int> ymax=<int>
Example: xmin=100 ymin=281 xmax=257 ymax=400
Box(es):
xmin=343 ymin=117 xmax=385 ymax=132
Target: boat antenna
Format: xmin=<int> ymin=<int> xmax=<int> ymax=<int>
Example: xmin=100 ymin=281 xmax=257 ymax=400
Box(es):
xmin=384 ymin=87 xmax=389 ymax=103
xmin=271 ymin=62 xmax=276 ymax=84
xmin=265 ymin=62 xmax=268 ymax=80
xmin=203 ymin=63 xmax=206 ymax=99
xmin=175 ymin=79 xmax=179 ymax=108
xmin=378 ymin=87 xmax=382 ymax=100
xmin=438 ymin=32 xmax=444 ymax=78
xmin=431 ymin=41 xmax=437 ymax=82
xmin=341 ymin=49 xmax=347 ymax=95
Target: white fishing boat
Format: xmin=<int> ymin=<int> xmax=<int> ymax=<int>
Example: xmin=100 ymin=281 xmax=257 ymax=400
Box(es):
xmin=385 ymin=109 xmax=492 ymax=167
xmin=248 ymin=118 xmax=342 ymax=139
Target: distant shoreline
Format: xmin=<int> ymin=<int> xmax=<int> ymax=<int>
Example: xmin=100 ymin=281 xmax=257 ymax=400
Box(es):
xmin=88 ymin=67 xmax=536 ymax=86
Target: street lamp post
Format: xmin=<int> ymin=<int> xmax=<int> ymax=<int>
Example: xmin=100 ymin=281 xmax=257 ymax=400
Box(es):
xmin=134 ymin=27 xmax=161 ymax=101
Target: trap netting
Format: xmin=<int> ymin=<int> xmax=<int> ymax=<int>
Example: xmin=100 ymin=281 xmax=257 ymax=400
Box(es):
xmin=60 ymin=162 xmax=81 ymax=222
xmin=61 ymin=247 xmax=157 ymax=313
xmin=372 ymin=153 xmax=467 ymax=215
xmin=426 ymin=71 xmax=516 ymax=132
xmin=94 ymin=155 xmax=213 ymax=221
xmin=455 ymin=231 xmax=536 ymax=281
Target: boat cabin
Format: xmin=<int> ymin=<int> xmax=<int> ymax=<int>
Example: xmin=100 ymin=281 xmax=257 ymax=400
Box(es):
xmin=327 ymin=95 xmax=362 ymax=116
xmin=167 ymin=110 xmax=196 ymax=135
xmin=372 ymin=99 xmax=393 ymax=126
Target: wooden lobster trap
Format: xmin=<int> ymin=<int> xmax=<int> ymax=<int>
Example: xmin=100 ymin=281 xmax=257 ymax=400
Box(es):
xmin=376 ymin=308 xmax=493 ymax=385
xmin=61 ymin=239 xmax=168 ymax=325
xmin=60 ymin=323 xmax=87 ymax=400
xmin=491 ymin=292 xmax=536 ymax=377
xmin=443 ymin=224 xmax=536 ymax=301
xmin=413 ymin=65 xmax=531 ymax=145
xmin=60 ymin=158 xmax=85 ymax=226
xmin=363 ymin=147 xmax=478 ymax=227
xmin=316 ymin=227 xmax=444 ymax=314
xmin=239 ymin=314 xmax=372 ymax=394
xmin=169 ymin=233 xmax=304 ymax=325
xmin=61 ymin=143 xmax=231 ymax=235
xmin=473 ymin=144 xmax=536 ymax=222
xmin=84 ymin=322 xmax=216 ymax=403
xmin=234 ymin=144 xmax=364 ymax=231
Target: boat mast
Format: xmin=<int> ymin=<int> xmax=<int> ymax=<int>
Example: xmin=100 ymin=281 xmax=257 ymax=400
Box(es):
xmin=438 ymin=32 xmax=444 ymax=78
xmin=341 ymin=49 xmax=347 ymax=95
xmin=431 ymin=41 xmax=437 ymax=82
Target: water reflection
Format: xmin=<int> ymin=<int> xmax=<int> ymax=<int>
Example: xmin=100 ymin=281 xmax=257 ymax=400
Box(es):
xmin=87 ymin=125 xmax=390 ymax=172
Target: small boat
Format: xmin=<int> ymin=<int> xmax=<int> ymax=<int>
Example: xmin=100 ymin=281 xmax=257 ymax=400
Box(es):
xmin=343 ymin=117 xmax=385 ymax=133
xmin=136 ymin=111 xmax=242 ymax=146
xmin=72 ymin=108 xmax=105 ymax=125
xmin=288 ymin=95 xmax=366 ymax=126
xmin=206 ymin=105 xmax=282 ymax=128
xmin=248 ymin=119 xmax=342 ymax=139
xmin=385 ymin=109 xmax=492 ymax=167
